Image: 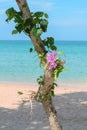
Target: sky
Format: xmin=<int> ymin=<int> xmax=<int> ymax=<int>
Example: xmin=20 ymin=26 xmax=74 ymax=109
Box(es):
xmin=0 ymin=0 xmax=87 ymax=41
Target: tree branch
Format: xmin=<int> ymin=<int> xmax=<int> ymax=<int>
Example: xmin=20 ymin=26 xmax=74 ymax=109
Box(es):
xmin=15 ymin=0 xmax=54 ymax=96
xmin=16 ymin=0 xmax=45 ymax=55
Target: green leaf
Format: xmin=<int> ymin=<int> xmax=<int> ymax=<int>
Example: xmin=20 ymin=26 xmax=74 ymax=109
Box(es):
xmin=37 ymin=76 xmax=43 ymax=85
xmin=47 ymin=37 xmax=54 ymax=45
xmin=14 ymin=13 xmax=23 ymax=23
xmin=12 ymin=30 xmax=18 ymax=35
xmin=41 ymin=25 xmax=47 ymax=32
xmin=40 ymin=19 xmax=48 ymax=26
xmin=15 ymin=24 xmax=24 ymax=33
xmin=34 ymin=12 xmax=44 ymax=17
xmin=44 ymin=13 xmax=48 ymax=18
xmin=40 ymin=19 xmax=48 ymax=32
xmin=40 ymin=94 xmax=45 ymax=100
xmin=29 ymin=48 xmax=33 ymax=53
xmin=54 ymin=69 xmax=59 ymax=80
xmin=52 ymin=82 xmax=57 ymax=89
xmin=6 ymin=7 xmax=16 ymax=22
xmin=33 ymin=18 xmax=39 ymax=24
xmin=50 ymin=91 xmax=55 ymax=97
xmin=31 ymin=27 xmax=43 ymax=38
xmin=51 ymin=45 xmax=57 ymax=50
xmin=48 ymin=37 xmax=54 ymax=42
xmin=43 ymin=64 xmax=47 ymax=70
xmin=24 ymin=28 xmax=30 ymax=34
xmin=58 ymin=51 xmax=64 ymax=55
xmin=53 ymin=82 xmax=57 ymax=87
xmin=18 ymin=91 xmax=23 ymax=95
xmin=62 ymin=68 xmax=68 ymax=71
xmin=36 ymin=28 xmax=43 ymax=37
xmin=39 ymin=53 xmax=45 ymax=58
xmin=24 ymin=18 xmax=33 ymax=27
xmin=31 ymin=26 xmax=37 ymax=36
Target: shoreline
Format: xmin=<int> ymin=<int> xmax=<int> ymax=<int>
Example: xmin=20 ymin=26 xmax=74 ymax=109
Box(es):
xmin=0 ymin=79 xmax=87 ymax=87
xmin=0 ymin=83 xmax=87 ymax=109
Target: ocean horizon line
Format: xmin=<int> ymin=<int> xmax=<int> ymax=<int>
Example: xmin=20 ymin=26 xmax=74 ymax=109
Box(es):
xmin=0 ymin=40 xmax=87 ymax=42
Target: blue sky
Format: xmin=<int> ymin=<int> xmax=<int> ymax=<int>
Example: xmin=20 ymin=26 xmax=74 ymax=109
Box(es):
xmin=0 ymin=0 xmax=87 ymax=40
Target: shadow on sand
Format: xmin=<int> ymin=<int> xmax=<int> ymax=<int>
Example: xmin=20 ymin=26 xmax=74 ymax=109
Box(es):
xmin=0 ymin=92 xmax=87 ymax=130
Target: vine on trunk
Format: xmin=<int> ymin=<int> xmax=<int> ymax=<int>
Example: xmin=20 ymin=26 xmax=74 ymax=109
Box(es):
xmin=6 ymin=7 xmax=66 ymax=99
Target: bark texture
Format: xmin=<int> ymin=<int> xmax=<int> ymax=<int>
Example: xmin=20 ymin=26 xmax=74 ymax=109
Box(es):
xmin=43 ymin=96 xmax=62 ymax=130
xmin=16 ymin=0 xmax=62 ymax=130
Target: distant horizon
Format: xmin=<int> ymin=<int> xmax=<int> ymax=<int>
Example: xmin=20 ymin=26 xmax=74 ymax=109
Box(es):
xmin=0 ymin=40 xmax=87 ymax=42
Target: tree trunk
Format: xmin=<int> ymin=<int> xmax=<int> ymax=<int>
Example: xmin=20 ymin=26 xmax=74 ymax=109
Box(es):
xmin=43 ymin=96 xmax=62 ymax=130
xmin=16 ymin=0 xmax=62 ymax=130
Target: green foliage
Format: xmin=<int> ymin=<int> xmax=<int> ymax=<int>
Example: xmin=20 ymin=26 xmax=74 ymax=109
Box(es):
xmin=44 ymin=13 xmax=48 ymax=18
xmin=39 ymin=53 xmax=46 ymax=68
xmin=31 ymin=26 xmax=37 ymax=35
xmin=40 ymin=94 xmax=45 ymax=100
xmin=54 ymin=69 xmax=60 ymax=80
xmin=31 ymin=27 xmax=43 ymax=38
xmin=14 ymin=12 xmax=23 ymax=23
xmin=31 ymin=11 xmax=48 ymax=37
xmin=52 ymin=82 xmax=57 ymax=88
xmin=15 ymin=23 xmax=24 ymax=33
xmin=12 ymin=30 xmax=18 ymax=34
xmin=32 ymin=11 xmax=48 ymax=19
xmin=36 ymin=28 xmax=43 ymax=37
xmin=62 ymin=68 xmax=68 ymax=71
xmin=6 ymin=7 xmax=66 ymax=99
xmin=40 ymin=19 xmax=48 ymax=32
xmin=6 ymin=7 xmax=16 ymax=22
xmin=58 ymin=51 xmax=64 ymax=55
xmin=37 ymin=76 xmax=44 ymax=86
xmin=18 ymin=91 xmax=23 ymax=95
xmin=24 ymin=18 xmax=33 ymax=27
xmin=6 ymin=8 xmax=48 ymax=38
xmin=33 ymin=12 xmax=44 ymax=17
xmin=54 ymin=59 xmax=64 ymax=80
xmin=39 ymin=53 xmax=46 ymax=58
xmin=6 ymin=7 xmax=24 ymax=34
xmin=29 ymin=47 xmax=34 ymax=53
xmin=50 ymin=90 xmax=55 ymax=97
xmin=50 ymin=82 xmax=57 ymax=97
xmin=43 ymin=37 xmax=57 ymax=51
xmin=50 ymin=45 xmax=57 ymax=50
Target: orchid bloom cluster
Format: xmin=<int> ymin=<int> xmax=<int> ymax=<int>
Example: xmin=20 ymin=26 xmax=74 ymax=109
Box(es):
xmin=46 ymin=50 xmax=65 ymax=70
xmin=46 ymin=51 xmax=57 ymax=70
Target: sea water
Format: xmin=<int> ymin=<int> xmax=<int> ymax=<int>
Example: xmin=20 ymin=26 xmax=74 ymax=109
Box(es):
xmin=0 ymin=40 xmax=87 ymax=86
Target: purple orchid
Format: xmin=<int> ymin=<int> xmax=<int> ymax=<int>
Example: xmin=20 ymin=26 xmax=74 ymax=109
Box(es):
xmin=46 ymin=51 xmax=57 ymax=70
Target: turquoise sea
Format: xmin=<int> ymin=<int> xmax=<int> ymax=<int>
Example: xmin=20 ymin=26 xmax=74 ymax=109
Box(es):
xmin=0 ymin=40 xmax=87 ymax=86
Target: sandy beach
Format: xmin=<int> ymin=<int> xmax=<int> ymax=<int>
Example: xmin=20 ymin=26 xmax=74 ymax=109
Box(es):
xmin=0 ymin=83 xmax=87 ymax=130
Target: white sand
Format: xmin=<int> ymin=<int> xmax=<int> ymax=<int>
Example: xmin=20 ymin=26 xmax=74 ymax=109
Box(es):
xmin=0 ymin=83 xmax=87 ymax=130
